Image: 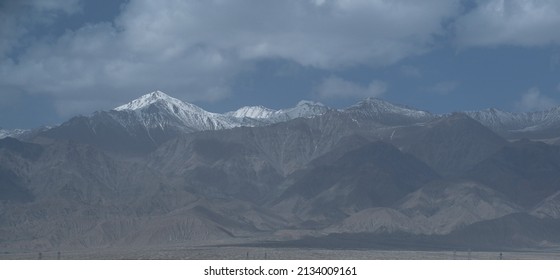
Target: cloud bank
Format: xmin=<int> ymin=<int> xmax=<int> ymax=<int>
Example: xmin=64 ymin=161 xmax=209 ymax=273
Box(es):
xmin=2 ymin=0 xmax=560 ymax=118
xmin=0 ymin=0 xmax=459 ymax=116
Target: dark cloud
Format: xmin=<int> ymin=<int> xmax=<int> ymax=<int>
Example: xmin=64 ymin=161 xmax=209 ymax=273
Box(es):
xmin=2 ymin=0 xmax=560 ymax=120
xmin=0 ymin=0 xmax=460 ymax=117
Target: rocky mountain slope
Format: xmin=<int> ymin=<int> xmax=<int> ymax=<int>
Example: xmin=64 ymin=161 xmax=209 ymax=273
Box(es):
xmin=3 ymin=91 xmax=560 ymax=253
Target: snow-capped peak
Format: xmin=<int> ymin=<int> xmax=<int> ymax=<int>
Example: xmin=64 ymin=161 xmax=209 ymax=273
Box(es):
xmin=296 ymin=100 xmax=325 ymax=107
xmin=226 ymin=106 xmax=277 ymax=119
xmin=226 ymin=100 xmax=329 ymax=121
xmin=0 ymin=128 xmax=29 ymax=139
xmin=114 ymin=90 xmax=185 ymax=111
xmin=346 ymin=97 xmax=432 ymax=118
xmin=465 ymin=105 xmax=560 ymax=132
xmin=110 ymin=90 xmax=243 ymax=133
xmin=280 ymin=100 xmax=329 ymax=119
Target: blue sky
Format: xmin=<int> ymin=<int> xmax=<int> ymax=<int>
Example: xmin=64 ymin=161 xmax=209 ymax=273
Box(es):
xmin=1 ymin=0 xmax=560 ymax=129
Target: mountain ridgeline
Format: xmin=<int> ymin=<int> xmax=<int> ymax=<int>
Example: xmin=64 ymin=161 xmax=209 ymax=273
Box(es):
xmin=3 ymin=90 xmax=560 ymax=253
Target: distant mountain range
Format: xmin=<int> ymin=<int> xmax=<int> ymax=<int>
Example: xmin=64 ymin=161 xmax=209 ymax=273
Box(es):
xmin=465 ymin=107 xmax=560 ymax=139
xmin=5 ymin=90 xmax=560 ymax=142
xmin=2 ymin=90 xmax=560 ymax=254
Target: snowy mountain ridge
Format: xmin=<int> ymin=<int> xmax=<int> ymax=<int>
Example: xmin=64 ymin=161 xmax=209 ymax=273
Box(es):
xmin=342 ymin=97 xmax=435 ymax=125
xmin=111 ymin=91 xmax=332 ymax=132
xmin=346 ymin=97 xmax=433 ymax=119
xmin=226 ymin=100 xmax=330 ymax=123
xmin=465 ymin=106 xmax=560 ymax=134
xmin=0 ymin=128 xmax=29 ymax=139
xmin=5 ymin=90 xmax=560 ymax=139
xmin=113 ymin=90 xmax=242 ymax=132
xmin=115 ymin=90 xmax=192 ymax=112
xmin=226 ymin=105 xmax=277 ymax=119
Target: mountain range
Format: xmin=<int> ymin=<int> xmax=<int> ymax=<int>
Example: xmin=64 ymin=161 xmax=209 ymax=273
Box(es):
xmin=5 ymin=90 xmax=560 ymax=144
xmin=2 ymin=90 xmax=560 ymax=255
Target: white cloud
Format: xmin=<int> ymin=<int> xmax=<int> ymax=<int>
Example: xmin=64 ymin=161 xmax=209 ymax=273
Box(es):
xmin=515 ymin=87 xmax=557 ymax=111
xmin=115 ymin=0 xmax=460 ymax=68
xmin=0 ymin=0 xmax=461 ymax=117
xmin=455 ymin=0 xmax=560 ymax=47
xmin=6 ymin=0 xmax=560 ymax=120
xmin=428 ymin=81 xmax=459 ymax=95
xmin=316 ymin=76 xmax=386 ymax=99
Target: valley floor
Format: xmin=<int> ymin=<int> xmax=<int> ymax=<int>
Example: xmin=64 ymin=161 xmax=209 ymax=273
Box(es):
xmin=2 ymin=245 xmax=560 ymax=260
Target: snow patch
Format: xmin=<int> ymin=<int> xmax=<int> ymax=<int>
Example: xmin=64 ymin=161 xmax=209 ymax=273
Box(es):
xmin=0 ymin=128 xmax=29 ymax=139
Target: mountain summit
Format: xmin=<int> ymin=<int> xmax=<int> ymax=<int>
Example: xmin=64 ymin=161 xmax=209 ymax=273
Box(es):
xmin=114 ymin=90 xmax=185 ymax=111
xmin=37 ymin=91 xmax=333 ymax=153
xmin=344 ymin=97 xmax=434 ymax=125
xmin=226 ymin=100 xmax=329 ymax=123
xmin=113 ymin=90 xmax=240 ymax=132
